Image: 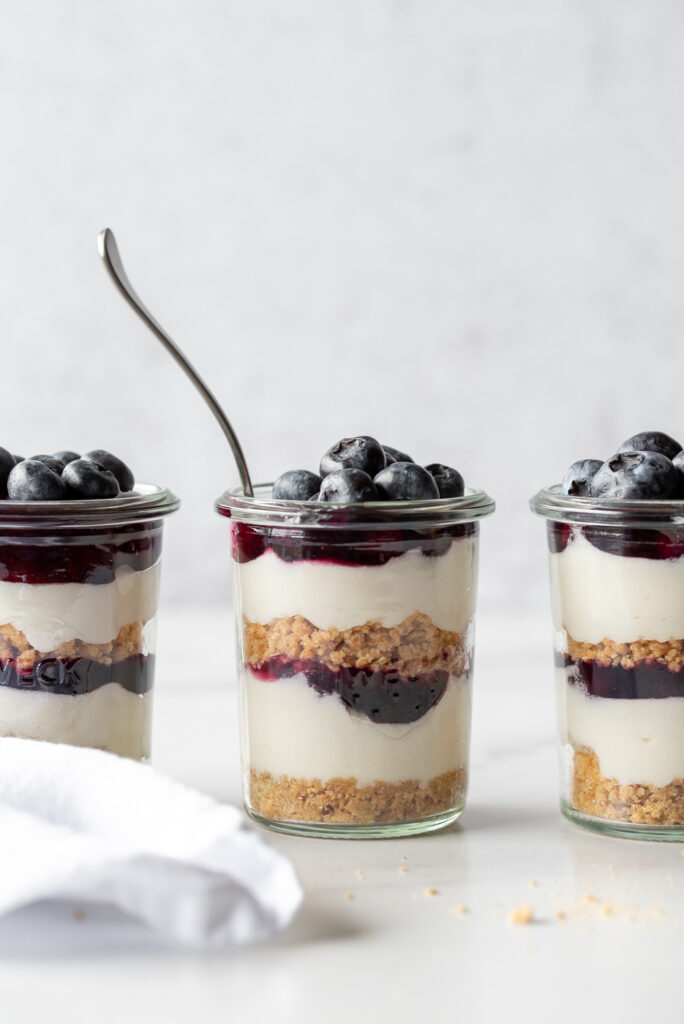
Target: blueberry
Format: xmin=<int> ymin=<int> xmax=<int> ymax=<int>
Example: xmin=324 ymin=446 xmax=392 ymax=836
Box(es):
xmin=673 ymin=451 xmax=684 ymax=497
xmin=7 ymin=460 xmax=67 ymax=501
xmin=561 ymin=459 xmax=603 ymax=497
xmin=374 ymin=462 xmax=440 ymax=501
xmin=31 ymin=454 xmax=68 ymax=475
xmin=618 ymin=431 xmax=682 ymax=461
xmin=425 ymin=463 xmax=465 ymax=498
xmin=318 ymin=469 xmax=378 ymax=503
xmin=84 ymin=450 xmax=134 ymax=492
xmin=383 ymin=445 xmax=414 ymax=465
xmin=272 ymin=469 xmax=322 ymax=501
xmin=320 ymin=436 xmax=386 ymax=478
xmin=53 ymin=450 xmax=80 ymax=467
xmin=0 ymin=448 xmax=16 ymax=496
xmin=590 ymin=451 xmax=681 ymax=500
xmin=63 ymin=458 xmax=120 ymax=499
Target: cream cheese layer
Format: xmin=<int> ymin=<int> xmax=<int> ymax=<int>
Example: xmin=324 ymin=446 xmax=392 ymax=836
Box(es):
xmin=0 ymin=563 xmax=161 ymax=651
xmin=236 ymin=540 xmax=477 ymax=633
xmin=243 ymin=669 xmax=471 ymax=786
xmin=550 ymin=531 xmax=684 ymax=644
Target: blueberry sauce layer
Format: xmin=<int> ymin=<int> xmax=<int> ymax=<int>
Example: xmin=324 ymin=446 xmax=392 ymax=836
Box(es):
xmin=0 ymin=525 xmax=162 ymax=585
xmin=558 ymin=654 xmax=684 ymax=699
xmin=250 ymin=656 xmax=451 ymax=724
xmin=0 ymin=654 xmax=154 ymax=696
xmin=548 ymin=522 xmax=684 ymax=561
xmin=233 ymin=521 xmax=476 ymax=567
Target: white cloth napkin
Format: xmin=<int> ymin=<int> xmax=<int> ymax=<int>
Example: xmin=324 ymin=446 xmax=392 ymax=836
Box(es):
xmin=0 ymin=737 xmax=302 ymax=948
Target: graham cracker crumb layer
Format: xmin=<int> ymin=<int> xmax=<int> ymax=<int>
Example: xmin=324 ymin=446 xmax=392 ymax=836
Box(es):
xmin=566 ymin=632 xmax=684 ymax=671
xmin=0 ymin=621 xmax=145 ymax=671
xmin=249 ymin=768 xmax=466 ymax=825
xmin=244 ymin=612 xmax=468 ymax=677
xmin=572 ymin=747 xmax=684 ymax=826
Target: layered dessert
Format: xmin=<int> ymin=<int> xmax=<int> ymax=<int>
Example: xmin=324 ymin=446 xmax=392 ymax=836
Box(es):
xmin=218 ymin=434 xmax=494 ymax=835
xmin=0 ymin=448 xmax=178 ymax=758
xmin=533 ymin=431 xmax=684 ymax=834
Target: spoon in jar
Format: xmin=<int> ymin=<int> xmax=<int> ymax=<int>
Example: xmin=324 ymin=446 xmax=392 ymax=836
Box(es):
xmin=97 ymin=228 xmax=254 ymax=497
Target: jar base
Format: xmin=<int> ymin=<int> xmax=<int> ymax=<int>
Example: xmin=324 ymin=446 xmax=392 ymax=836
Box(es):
xmin=561 ymin=799 xmax=684 ymax=842
xmin=246 ymin=803 xmax=465 ymax=839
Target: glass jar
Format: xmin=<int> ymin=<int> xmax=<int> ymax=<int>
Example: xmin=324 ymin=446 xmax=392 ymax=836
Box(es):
xmin=0 ymin=484 xmax=179 ymax=759
xmin=531 ymin=486 xmax=684 ymax=840
xmin=216 ymin=485 xmax=494 ymax=838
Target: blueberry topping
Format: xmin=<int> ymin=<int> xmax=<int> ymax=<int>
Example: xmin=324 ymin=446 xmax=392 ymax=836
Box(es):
xmin=63 ymin=459 xmax=120 ymax=499
xmin=425 ymin=463 xmax=465 ymax=498
xmin=53 ymin=450 xmax=80 ymax=467
xmin=374 ymin=462 xmax=440 ymax=501
xmin=617 ymin=431 xmax=682 ymax=461
xmin=320 ymin=436 xmax=386 ymax=478
xmin=7 ymin=460 xmax=67 ymax=501
xmin=590 ymin=451 xmax=681 ymax=500
xmin=673 ymin=451 xmax=684 ymax=497
xmin=272 ymin=469 xmax=322 ymax=501
xmin=84 ymin=450 xmax=134 ymax=492
xmin=561 ymin=459 xmax=603 ymax=497
xmin=318 ymin=469 xmax=378 ymax=503
xmin=383 ymin=445 xmax=414 ymax=465
xmin=31 ymin=454 xmax=68 ymax=475
xmin=0 ymin=448 xmax=16 ymax=497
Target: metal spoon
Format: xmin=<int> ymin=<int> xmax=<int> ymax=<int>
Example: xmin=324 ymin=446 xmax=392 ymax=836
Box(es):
xmin=97 ymin=228 xmax=254 ymax=497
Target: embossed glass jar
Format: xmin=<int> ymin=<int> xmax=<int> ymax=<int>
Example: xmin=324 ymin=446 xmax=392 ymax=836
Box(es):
xmin=0 ymin=485 xmax=179 ymax=759
xmin=532 ymin=486 xmax=684 ymax=840
xmin=217 ymin=485 xmax=495 ymax=839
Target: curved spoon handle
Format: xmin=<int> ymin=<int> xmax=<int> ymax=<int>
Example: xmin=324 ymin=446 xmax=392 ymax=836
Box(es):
xmin=97 ymin=228 xmax=253 ymax=497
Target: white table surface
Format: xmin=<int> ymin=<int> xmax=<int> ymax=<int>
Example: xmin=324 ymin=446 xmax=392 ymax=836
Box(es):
xmin=1 ymin=608 xmax=682 ymax=1024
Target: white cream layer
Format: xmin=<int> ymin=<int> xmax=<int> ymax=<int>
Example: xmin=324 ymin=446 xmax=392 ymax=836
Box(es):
xmin=0 ymin=684 xmax=151 ymax=760
xmin=0 ymin=563 xmax=161 ymax=651
xmin=550 ymin=530 xmax=684 ymax=644
xmin=243 ymin=669 xmax=471 ymax=786
xmin=236 ymin=540 xmax=477 ymax=633
xmin=557 ymin=669 xmax=684 ymax=788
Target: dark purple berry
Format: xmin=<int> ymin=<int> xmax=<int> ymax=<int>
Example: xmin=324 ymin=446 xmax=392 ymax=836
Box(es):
xmin=7 ymin=460 xmax=67 ymax=501
xmin=374 ymin=462 xmax=440 ymax=501
xmin=673 ymin=450 xmax=684 ymax=498
xmin=561 ymin=459 xmax=603 ymax=497
xmin=425 ymin=463 xmax=465 ymax=498
xmin=383 ymin=445 xmax=414 ymax=465
xmin=318 ymin=469 xmax=378 ymax=503
xmin=617 ymin=431 xmax=682 ymax=461
xmin=320 ymin=436 xmax=386 ymax=478
xmin=63 ymin=459 xmax=120 ymax=499
xmin=84 ymin=450 xmax=134 ymax=492
xmin=31 ymin=454 xmax=67 ymax=475
xmin=590 ymin=451 xmax=681 ymax=500
xmin=53 ymin=450 xmax=80 ymax=467
xmin=272 ymin=470 xmax=322 ymax=501
xmin=0 ymin=448 xmax=16 ymax=497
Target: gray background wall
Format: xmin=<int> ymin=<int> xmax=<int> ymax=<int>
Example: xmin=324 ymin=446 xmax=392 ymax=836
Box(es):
xmin=3 ymin=1 xmax=684 ymax=615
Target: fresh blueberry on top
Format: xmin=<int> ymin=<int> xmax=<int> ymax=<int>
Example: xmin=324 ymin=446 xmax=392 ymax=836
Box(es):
xmin=590 ymin=451 xmax=681 ymax=500
xmin=53 ymin=450 xmax=80 ymax=467
xmin=374 ymin=462 xmax=440 ymax=501
xmin=672 ymin=450 xmax=684 ymax=497
xmin=31 ymin=454 xmax=68 ymax=475
xmin=383 ymin=445 xmax=414 ymax=465
xmin=84 ymin=450 xmax=134 ymax=492
xmin=272 ymin=469 xmax=322 ymax=501
xmin=318 ymin=469 xmax=378 ymax=503
xmin=0 ymin=448 xmax=16 ymax=496
xmin=561 ymin=459 xmax=603 ymax=497
xmin=425 ymin=463 xmax=465 ymax=498
xmin=63 ymin=458 xmax=120 ymax=499
xmin=617 ymin=431 xmax=682 ymax=461
xmin=320 ymin=436 xmax=386 ymax=478
xmin=7 ymin=460 xmax=67 ymax=501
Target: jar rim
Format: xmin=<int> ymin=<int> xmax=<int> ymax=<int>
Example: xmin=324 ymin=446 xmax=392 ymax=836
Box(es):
xmin=0 ymin=483 xmax=180 ymax=529
xmin=530 ymin=484 xmax=684 ymax=528
xmin=215 ymin=482 xmax=495 ymax=529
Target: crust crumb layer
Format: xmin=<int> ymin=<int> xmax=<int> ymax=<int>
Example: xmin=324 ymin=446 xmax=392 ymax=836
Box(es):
xmin=572 ymin=747 xmax=684 ymax=826
xmin=244 ymin=612 xmax=467 ymax=677
xmin=566 ymin=632 xmax=684 ymax=671
xmin=0 ymin=621 xmax=145 ymax=670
